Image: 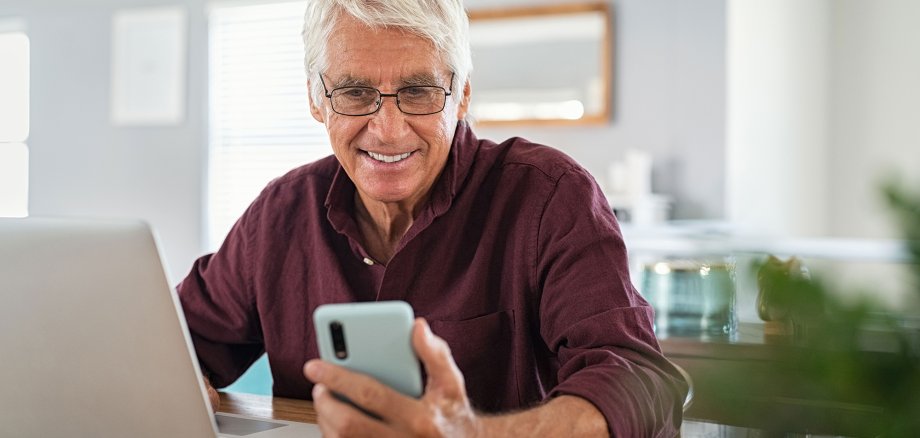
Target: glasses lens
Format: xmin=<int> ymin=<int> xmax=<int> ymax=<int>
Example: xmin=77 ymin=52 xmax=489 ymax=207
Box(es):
xmin=397 ymin=87 xmax=446 ymax=115
xmin=328 ymin=84 xmax=448 ymax=116
xmin=331 ymin=87 xmax=379 ymax=115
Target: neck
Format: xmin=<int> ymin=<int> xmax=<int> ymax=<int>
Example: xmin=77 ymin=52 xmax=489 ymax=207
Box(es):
xmin=353 ymin=192 xmax=427 ymax=263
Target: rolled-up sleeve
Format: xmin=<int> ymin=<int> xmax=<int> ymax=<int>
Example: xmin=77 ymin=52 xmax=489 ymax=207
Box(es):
xmin=536 ymin=167 xmax=687 ymax=437
xmin=176 ymin=201 xmax=265 ymax=388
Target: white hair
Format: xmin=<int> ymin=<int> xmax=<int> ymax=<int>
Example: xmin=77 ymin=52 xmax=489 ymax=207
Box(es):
xmin=302 ymin=0 xmax=472 ymax=106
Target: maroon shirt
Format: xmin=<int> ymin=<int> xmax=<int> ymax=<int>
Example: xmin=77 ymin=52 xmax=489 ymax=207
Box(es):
xmin=178 ymin=122 xmax=686 ymax=436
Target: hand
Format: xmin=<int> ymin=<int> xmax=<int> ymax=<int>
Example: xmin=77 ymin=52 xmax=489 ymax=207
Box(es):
xmin=303 ymin=318 xmax=482 ymax=437
xmin=203 ymin=375 xmax=221 ymax=413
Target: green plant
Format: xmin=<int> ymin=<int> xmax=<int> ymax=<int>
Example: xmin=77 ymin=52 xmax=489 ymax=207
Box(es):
xmin=883 ymin=181 xmax=920 ymax=292
xmin=751 ymin=181 xmax=920 ymax=436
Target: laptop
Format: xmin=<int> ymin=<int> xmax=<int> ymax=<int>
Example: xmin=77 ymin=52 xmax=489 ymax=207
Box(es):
xmin=0 ymin=218 xmax=320 ymax=437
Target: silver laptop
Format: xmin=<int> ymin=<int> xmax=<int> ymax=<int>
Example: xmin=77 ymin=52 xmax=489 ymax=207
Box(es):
xmin=0 ymin=218 xmax=319 ymax=437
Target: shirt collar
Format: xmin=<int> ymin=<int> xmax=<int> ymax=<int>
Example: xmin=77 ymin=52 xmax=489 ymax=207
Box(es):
xmin=324 ymin=121 xmax=479 ymax=234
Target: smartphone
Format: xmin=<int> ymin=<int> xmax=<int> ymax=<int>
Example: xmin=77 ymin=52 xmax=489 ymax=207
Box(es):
xmin=313 ymin=300 xmax=423 ymax=398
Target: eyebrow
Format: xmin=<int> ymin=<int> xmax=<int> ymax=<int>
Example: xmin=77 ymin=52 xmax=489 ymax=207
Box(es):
xmin=329 ymin=72 xmax=445 ymax=89
xmin=330 ymin=74 xmax=373 ymax=88
xmin=399 ymin=73 xmax=441 ymax=87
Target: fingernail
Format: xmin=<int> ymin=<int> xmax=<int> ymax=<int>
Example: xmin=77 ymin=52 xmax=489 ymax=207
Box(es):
xmin=422 ymin=320 xmax=434 ymax=340
xmin=312 ymin=383 xmax=325 ymax=399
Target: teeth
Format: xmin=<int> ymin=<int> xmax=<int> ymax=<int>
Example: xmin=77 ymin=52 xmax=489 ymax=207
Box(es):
xmin=367 ymin=151 xmax=411 ymax=163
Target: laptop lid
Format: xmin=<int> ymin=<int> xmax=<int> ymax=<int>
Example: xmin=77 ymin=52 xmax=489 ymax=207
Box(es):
xmin=0 ymin=218 xmax=218 ymax=437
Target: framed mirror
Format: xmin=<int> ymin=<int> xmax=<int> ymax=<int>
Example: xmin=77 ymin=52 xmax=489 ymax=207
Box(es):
xmin=467 ymin=3 xmax=612 ymax=126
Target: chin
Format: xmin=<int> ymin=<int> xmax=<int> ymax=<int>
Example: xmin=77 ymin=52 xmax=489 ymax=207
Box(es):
xmin=354 ymin=173 xmax=415 ymax=199
xmin=369 ymin=191 xmax=413 ymax=204
xmin=360 ymin=185 xmax=416 ymax=204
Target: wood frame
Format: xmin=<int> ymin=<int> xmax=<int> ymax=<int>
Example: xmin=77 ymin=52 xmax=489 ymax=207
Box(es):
xmin=466 ymin=2 xmax=613 ymax=127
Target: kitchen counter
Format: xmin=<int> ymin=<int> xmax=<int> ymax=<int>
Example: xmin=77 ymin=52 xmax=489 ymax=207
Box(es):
xmin=661 ymin=322 xmax=908 ymax=436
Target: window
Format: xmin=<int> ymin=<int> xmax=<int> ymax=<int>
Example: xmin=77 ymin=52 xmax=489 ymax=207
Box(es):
xmin=208 ymin=1 xmax=331 ymax=250
xmin=0 ymin=23 xmax=30 ymax=218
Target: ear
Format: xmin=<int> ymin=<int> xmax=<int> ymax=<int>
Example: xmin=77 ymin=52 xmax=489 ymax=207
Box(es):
xmin=307 ymin=80 xmax=325 ymax=124
xmin=455 ymin=78 xmax=471 ymax=121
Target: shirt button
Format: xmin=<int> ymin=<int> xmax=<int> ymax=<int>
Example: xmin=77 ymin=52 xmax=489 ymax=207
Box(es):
xmin=362 ymin=257 xmax=375 ymax=266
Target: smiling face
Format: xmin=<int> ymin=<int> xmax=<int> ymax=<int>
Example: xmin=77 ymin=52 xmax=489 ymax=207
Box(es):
xmin=309 ymin=14 xmax=471 ymax=211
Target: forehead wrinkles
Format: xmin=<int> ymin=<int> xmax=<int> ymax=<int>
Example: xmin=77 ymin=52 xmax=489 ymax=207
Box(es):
xmin=327 ymin=18 xmax=435 ymax=58
xmin=324 ymin=16 xmax=445 ymax=87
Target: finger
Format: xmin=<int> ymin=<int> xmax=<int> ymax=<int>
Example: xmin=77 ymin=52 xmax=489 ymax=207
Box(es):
xmin=207 ymin=386 xmax=220 ymax=413
xmin=202 ymin=376 xmax=220 ymax=413
xmin=304 ymin=359 xmax=421 ymax=422
xmin=312 ymin=383 xmax=398 ymax=438
xmin=412 ymin=318 xmax=467 ymax=400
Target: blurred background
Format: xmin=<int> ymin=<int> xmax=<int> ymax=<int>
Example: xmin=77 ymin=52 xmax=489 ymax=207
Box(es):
xmin=2 ymin=0 xmax=918 ymax=434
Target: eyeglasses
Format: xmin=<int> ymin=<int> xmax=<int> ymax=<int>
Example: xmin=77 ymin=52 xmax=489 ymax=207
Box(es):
xmin=319 ymin=73 xmax=454 ymax=116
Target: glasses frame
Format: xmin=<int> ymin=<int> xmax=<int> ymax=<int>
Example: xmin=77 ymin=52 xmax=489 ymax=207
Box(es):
xmin=319 ymin=73 xmax=455 ymax=117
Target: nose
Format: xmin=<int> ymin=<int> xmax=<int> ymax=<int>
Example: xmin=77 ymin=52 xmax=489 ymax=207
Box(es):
xmin=367 ymin=95 xmax=411 ymax=144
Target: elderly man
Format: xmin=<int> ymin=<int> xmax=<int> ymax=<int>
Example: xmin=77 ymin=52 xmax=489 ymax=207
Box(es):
xmin=179 ymin=0 xmax=687 ymax=436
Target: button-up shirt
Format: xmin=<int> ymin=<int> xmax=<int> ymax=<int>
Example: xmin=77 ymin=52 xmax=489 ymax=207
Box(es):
xmin=177 ymin=122 xmax=686 ymax=436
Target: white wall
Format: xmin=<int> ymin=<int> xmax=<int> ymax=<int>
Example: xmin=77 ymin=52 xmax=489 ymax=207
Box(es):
xmin=727 ymin=0 xmax=920 ymax=240
xmin=828 ymin=0 xmax=920 ymax=239
xmin=726 ymin=0 xmax=831 ymax=237
xmin=0 ymin=0 xmax=208 ymax=282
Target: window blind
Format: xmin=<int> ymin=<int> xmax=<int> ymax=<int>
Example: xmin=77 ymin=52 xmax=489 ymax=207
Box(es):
xmin=0 ymin=27 xmax=30 ymax=218
xmin=208 ymin=1 xmax=331 ymax=250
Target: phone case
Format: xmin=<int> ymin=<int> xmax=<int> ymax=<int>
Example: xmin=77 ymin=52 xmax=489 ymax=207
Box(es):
xmin=313 ymin=300 xmax=423 ymax=398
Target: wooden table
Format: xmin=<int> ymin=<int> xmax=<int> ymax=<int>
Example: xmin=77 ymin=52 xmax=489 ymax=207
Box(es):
xmin=219 ymin=392 xmax=317 ymax=424
xmin=661 ymin=322 xmax=891 ymax=437
xmin=218 ymin=323 xmax=901 ymax=436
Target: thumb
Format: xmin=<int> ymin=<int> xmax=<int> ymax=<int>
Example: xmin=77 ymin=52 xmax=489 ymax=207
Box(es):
xmin=412 ymin=318 xmax=467 ymax=400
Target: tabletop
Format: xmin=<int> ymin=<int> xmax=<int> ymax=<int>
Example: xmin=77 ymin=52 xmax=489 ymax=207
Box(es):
xmin=218 ymin=392 xmax=317 ymax=424
xmin=217 ymin=322 xmax=901 ymax=436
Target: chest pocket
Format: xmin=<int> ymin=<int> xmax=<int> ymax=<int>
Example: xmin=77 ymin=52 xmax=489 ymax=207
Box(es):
xmin=428 ymin=309 xmax=519 ymax=412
